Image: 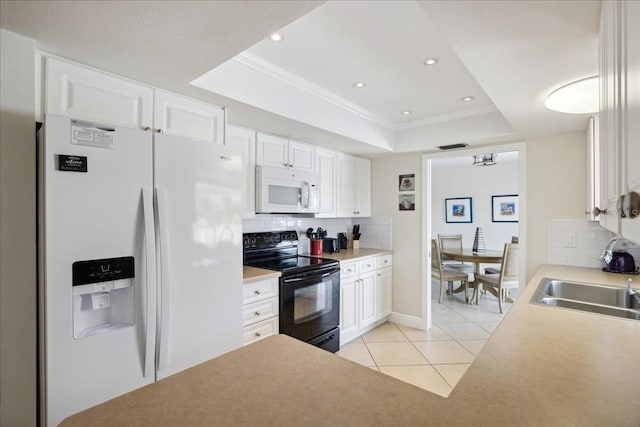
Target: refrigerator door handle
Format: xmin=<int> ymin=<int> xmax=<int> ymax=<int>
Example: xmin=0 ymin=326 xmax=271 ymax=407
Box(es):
xmin=141 ymin=187 xmax=157 ymax=379
xmin=155 ymin=187 xmax=171 ymax=373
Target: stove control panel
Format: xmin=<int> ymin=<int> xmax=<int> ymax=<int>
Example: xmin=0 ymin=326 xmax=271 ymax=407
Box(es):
xmin=243 ymin=231 xmax=299 ymax=250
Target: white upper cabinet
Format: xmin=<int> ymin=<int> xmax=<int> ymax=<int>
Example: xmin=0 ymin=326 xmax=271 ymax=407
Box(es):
xmin=337 ymin=153 xmax=371 ymax=217
xmin=45 ymin=57 xmax=153 ymax=129
xmin=355 ymin=157 xmax=372 ymax=217
xmin=256 ymin=133 xmax=315 ymax=173
xmin=227 ymin=125 xmax=256 ymax=218
xmin=315 ymin=147 xmax=337 ymax=217
xmin=153 ymin=90 xmax=224 ymax=143
xmin=599 ymin=0 xmax=640 ymax=241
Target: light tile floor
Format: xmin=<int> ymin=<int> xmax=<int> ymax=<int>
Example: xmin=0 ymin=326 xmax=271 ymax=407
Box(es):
xmin=337 ymin=286 xmax=517 ymax=397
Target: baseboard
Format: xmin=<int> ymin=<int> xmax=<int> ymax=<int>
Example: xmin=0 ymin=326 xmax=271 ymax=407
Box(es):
xmin=388 ymin=312 xmax=424 ymax=330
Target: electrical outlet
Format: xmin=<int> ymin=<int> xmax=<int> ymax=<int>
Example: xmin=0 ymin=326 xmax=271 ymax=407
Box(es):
xmin=565 ymin=232 xmax=576 ymax=248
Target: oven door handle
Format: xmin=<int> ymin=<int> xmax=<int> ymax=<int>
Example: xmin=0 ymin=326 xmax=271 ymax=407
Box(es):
xmin=284 ymin=270 xmax=336 ymax=283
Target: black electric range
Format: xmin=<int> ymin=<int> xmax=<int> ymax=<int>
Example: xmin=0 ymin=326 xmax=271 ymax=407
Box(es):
xmin=243 ymin=231 xmax=341 ymax=352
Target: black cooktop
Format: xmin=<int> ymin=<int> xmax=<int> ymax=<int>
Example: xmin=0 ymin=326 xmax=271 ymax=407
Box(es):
xmin=243 ymin=231 xmax=338 ymax=274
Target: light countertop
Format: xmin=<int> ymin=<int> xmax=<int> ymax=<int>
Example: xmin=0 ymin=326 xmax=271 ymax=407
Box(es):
xmin=242 ymin=248 xmax=391 ymax=283
xmin=302 ymin=247 xmax=392 ymax=262
xmin=242 ymin=266 xmax=280 ymax=284
xmin=62 ymin=265 xmax=640 ymax=426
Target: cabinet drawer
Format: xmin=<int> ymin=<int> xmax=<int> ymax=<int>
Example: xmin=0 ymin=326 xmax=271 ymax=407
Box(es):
xmin=359 ymin=258 xmax=376 ymax=273
xmin=243 ymin=316 xmax=279 ymax=346
xmin=340 ymin=261 xmax=358 ymax=278
xmin=243 ymin=297 xmax=279 ymax=327
xmin=243 ymin=278 xmax=279 ymax=305
xmin=376 ymin=254 xmax=393 ymax=269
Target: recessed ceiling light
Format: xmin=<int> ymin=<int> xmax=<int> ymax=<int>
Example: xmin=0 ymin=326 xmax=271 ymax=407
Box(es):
xmin=424 ymin=58 xmax=439 ymax=66
xmin=401 ymin=110 xmax=412 ymax=115
xmin=352 ymin=81 xmax=366 ymax=88
xmin=462 ymin=96 xmax=475 ymax=102
xmin=268 ymin=33 xmax=284 ymax=42
xmin=544 ymin=76 xmax=598 ymax=114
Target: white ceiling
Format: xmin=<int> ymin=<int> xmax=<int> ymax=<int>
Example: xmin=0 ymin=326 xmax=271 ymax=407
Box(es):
xmin=0 ymin=0 xmax=600 ymax=157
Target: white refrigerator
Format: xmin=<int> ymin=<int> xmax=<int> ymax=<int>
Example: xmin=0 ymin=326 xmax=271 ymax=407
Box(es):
xmin=38 ymin=114 xmax=243 ymax=426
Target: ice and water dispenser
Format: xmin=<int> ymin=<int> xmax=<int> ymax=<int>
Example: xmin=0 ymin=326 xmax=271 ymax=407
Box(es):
xmin=72 ymin=256 xmax=135 ymax=339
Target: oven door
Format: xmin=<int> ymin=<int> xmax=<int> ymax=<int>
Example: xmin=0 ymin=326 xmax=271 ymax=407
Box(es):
xmin=280 ymin=264 xmax=340 ymax=342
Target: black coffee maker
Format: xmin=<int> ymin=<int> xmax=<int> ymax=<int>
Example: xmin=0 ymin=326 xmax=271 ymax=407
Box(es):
xmin=601 ymin=238 xmax=639 ymax=274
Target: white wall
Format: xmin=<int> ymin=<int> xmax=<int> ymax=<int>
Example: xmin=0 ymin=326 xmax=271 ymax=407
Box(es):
xmin=526 ymin=131 xmax=587 ymax=280
xmin=371 ymin=153 xmax=423 ymax=319
xmin=0 ymin=29 xmax=37 ymax=427
xmin=431 ymin=156 xmax=519 ymax=251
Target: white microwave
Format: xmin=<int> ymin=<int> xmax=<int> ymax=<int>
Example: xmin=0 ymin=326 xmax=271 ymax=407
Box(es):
xmin=256 ymin=166 xmax=319 ymax=214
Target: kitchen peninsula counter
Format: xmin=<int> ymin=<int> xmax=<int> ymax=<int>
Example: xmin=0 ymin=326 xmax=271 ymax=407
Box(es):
xmin=61 ymin=265 xmax=640 ymax=426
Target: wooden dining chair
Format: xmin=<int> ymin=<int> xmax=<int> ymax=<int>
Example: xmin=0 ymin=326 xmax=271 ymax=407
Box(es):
xmin=484 ymin=236 xmax=519 ymax=274
xmin=473 ymin=243 xmax=519 ymax=313
xmin=437 ymin=234 xmax=474 ymax=274
xmin=431 ymin=239 xmax=469 ymax=303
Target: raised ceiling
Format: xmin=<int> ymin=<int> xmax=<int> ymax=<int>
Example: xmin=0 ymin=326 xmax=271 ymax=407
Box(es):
xmin=1 ymin=0 xmax=600 ymax=156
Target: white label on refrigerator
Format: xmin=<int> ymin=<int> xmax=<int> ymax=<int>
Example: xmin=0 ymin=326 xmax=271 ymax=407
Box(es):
xmin=71 ymin=120 xmax=115 ymax=149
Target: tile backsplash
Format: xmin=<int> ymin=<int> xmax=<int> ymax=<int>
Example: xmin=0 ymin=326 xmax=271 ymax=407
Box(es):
xmin=548 ymin=219 xmax=640 ymax=268
xmin=242 ymin=216 xmax=392 ymax=254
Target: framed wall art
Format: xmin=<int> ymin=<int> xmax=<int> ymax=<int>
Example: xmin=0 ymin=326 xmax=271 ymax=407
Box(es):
xmin=445 ymin=197 xmax=472 ymax=223
xmin=399 ymin=194 xmax=415 ymax=211
xmin=399 ymin=174 xmax=415 ymax=191
xmin=492 ymin=194 xmax=519 ymax=223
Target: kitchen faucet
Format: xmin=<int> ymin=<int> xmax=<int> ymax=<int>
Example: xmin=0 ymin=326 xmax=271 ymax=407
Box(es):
xmin=627 ymin=278 xmax=635 ymax=296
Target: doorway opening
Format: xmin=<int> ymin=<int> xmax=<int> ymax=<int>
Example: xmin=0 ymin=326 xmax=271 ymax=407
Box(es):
xmin=420 ymin=143 xmax=527 ymax=331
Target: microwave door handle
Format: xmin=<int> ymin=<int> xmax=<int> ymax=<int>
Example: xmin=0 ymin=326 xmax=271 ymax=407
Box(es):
xmin=301 ymin=182 xmax=310 ymax=209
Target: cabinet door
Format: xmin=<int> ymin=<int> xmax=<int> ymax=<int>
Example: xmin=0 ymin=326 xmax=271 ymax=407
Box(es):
xmin=598 ymin=2 xmax=621 ymax=234
xmin=45 ymin=57 xmax=153 ymax=129
xmin=376 ymin=267 xmax=392 ymax=319
xmin=354 ymin=157 xmax=372 ymax=217
xmin=288 ymin=140 xmax=315 ymax=173
xmin=336 ymin=153 xmax=356 ymax=217
xmin=316 ymin=148 xmax=337 ymax=217
xmin=154 ymin=90 xmax=224 ymax=143
xmin=621 ymin=0 xmax=640 ymax=242
xmin=359 ymin=272 xmax=377 ymax=328
xmin=340 ymin=277 xmax=358 ymax=338
xmin=227 ymin=125 xmax=256 ymax=218
xmin=256 ymin=133 xmax=288 ymax=168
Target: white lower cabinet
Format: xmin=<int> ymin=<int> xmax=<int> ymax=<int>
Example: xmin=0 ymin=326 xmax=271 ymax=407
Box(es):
xmin=339 ymin=254 xmax=393 ymax=344
xmin=242 ymin=277 xmax=279 ymax=345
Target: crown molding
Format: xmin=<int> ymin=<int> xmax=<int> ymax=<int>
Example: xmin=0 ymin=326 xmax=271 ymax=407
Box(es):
xmin=234 ymin=53 xmax=505 ymax=135
xmin=235 ymin=53 xmax=396 ymax=130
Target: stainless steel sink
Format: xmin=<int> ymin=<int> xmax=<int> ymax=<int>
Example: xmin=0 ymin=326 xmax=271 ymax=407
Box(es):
xmin=530 ymin=278 xmax=640 ymax=321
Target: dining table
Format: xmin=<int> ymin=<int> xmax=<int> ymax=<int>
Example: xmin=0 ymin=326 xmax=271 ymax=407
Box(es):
xmin=440 ymin=248 xmax=508 ymax=303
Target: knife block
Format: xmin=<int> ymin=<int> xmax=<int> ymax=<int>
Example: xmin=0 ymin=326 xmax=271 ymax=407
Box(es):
xmin=351 ymin=234 xmax=360 ymax=250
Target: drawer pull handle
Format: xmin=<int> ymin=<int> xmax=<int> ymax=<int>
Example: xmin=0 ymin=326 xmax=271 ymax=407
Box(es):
xmin=254 ymin=290 xmax=261 ymax=295
xmin=254 ymin=311 xmax=260 ymax=316
xmin=255 ymin=332 xmax=261 ymax=337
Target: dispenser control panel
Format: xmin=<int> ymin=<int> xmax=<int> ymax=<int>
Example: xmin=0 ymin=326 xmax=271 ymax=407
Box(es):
xmin=72 ymin=256 xmax=135 ymax=286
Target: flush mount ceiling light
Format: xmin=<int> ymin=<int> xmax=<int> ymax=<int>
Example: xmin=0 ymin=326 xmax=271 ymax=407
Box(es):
xmin=352 ymin=81 xmax=366 ymax=88
xmin=473 ymin=153 xmax=497 ymax=166
xmin=462 ymin=96 xmax=475 ymax=102
xmin=268 ymin=32 xmax=284 ymax=42
xmin=401 ymin=110 xmax=412 ymax=115
xmin=423 ymin=57 xmax=439 ymax=66
xmin=544 ymin=75 xmax=598 ymax=114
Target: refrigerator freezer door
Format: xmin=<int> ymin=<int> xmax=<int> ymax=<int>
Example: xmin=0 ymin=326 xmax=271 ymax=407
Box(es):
xmin=41 ymin=115 xmax=156 ymax=426
xmin=154 ymin=134 xmax=243 ymax=379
